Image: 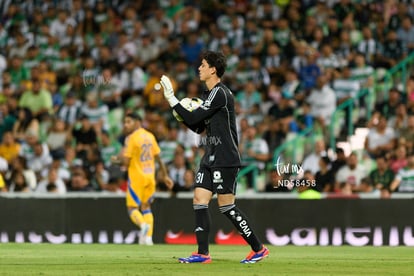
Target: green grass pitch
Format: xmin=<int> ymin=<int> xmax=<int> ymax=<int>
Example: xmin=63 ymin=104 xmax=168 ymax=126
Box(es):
xmin=1 ymin=244 xmax=414 ymax=275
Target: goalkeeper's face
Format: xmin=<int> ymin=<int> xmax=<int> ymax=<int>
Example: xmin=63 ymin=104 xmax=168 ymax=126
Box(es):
xmin=198 ymin=59 xmax=214 ymax=82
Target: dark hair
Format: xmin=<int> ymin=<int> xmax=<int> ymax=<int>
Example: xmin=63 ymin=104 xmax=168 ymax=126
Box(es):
xmin=17 ymin=107 xmax=34 ymax=131
xmin=125 ymin=112 xmax=142 ymax=121
xmin=320 ymin=156 xmax=331 ymax=165
xmin=201 ymin=51 xmax=227 ymax=78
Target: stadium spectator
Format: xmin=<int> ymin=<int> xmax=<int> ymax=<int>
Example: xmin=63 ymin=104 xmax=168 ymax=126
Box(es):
xmin=42 ymin=157 xmax=71 ymax=187
xmin=378 ymin=30 xmax=404 ymax=68
xmin=390 ymin=145 xmax=409 ymax=174
xmin=0 ymin=131 xmax=20 ymax=164
xmin=365 ymin=114 xmax=396 ymax=159
xmin=99 ymin=130 xmax=122 ymax=168
xmin=302 ymin=139 xmax=327 ymax=176
xmin=262 ymin=119 xmax=286 ymax=156
xmin=177 ymin=123 xmax=200 ymax=161
xmin=375 ymin=87 xmax=403 ymax=119
xmin=61 ymin=146 xmax=82 ymax=171
xmin=8 ymin=156 xmax=37 ymax=192
xmin=331 ymin=66 xmax=361 ymax=134
xmin=96 ymin=46 xmax=119 ymax=73
xmin=7 ymin=171 xmax=30 ymax=193
xmin=350 ymin=53 xmax=375 ymax=97
xmin=314 ymin=156 xmax=335 ymax=193
xmin=239 ymin=124 xmax=270 ymax=191
xmin=317 ymin=43 xmax=341 ymax=73
xmin=56 ymin=91 xmax=82 ymax=129
xmin=158 ymin=126 xmax=179 ymax=166
xmin=18 ymin=78 xmax=53 ymax=121
xmin=12 ymin=107 xmax=39 ymax=143
xmin=68 ymin=166 xmax=95 ymax=192
xmin=114 ymin=31 xmax=136 ymax=66
xmin=38 ymin=61 xmax=57 ymax=91
xmin=307 ymin=74 xmax=336 ymax=127
xmin=263 ymin=41 xmax=284 ymax=79
xmin=299 ymin=48 xmax=321 ymax=91
xmin=297 ymin=171 xmax=322 ymax=200
xmin=8 ymin=56 xmax=30 ymax=90
xmin=388 ymin=103 xmax=409 ymax=135
xmin=399 ymin=114 xmax=414 ymax=154
xmin=136 ymin=33 xmax=160 ymax=68
xmin=50 ymin=9 xmax=76 ymax=41
xmin=172 ymin=58 xmax=197 ymax=94
xmin=168 ymin=152 xmax=189 ymax=193
xmin=291 ymin=40 xmax=309 ymax=75
xmin=405 ymin=75 xmax=414 ymax=112
xmin=180 ymin=30 xmax=204 ymax=67
xmin=295 ymin=101 xmax=314 ymax=131
xmin=356 ymin=26 xmax=380 ymax=66
xmin=267 ymin=92 xmax=295 ymax=127
xmin=335 ymin=152 xmax=369 ymax=193
xmin=70 ymin=115 xmax=98 ymax=159
xmin=0 ymin=101 xmax=17 ymax=140
xmin=236 ymin=80 xmax=262 ymax=116
xmin=264 ymin=169 xmax=290 ymax=193
xmin=369 ymin=155 xmax=395 ymax=198
xmin=332 ymin=66 xmax=361 ymax=104
xmin=46 ymin=117 xmax=69 ymax=159
xmin=36 ymin=167 xmax=67 ymax=194
xmin=388 ymin=2 xmax=407 ymax=31
xmin=79 ymin=91 xmax=109 ymax=133
xmin=8 ymin=32 xmax=30 ymax=59
xmin=91 ymin=159 xmax=110 ymax=192
xmin=397 ymin=15 xmax=414 ymax=55
xmin=118 ymin=58 xmax=146 ymax=105
xmin=280 ymin=68 xmax=303 ymax=103
xmin=390 ymin=155 xmax=414 ymax=193
xmin=26 ymin=140 xmax=53 ymax=181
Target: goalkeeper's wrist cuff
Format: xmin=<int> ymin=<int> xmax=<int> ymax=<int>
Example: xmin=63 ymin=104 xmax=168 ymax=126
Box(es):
xmin=168 ymin=96 xmax=179 ymax=107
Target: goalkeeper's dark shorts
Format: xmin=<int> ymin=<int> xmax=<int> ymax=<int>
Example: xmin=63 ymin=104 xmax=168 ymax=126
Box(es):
xmin=194 ymin=166 xmax=239 ymax=195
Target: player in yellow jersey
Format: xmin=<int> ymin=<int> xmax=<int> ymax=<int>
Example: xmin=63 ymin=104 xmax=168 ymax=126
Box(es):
xmin=112 ymin=112 xmax=173 ymax=245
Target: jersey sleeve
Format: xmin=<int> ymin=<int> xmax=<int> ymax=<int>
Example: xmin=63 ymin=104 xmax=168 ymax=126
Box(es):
xmin=173 ymin=87 xmax=225 ymax=126
xmin=182 ymin=120 xmax=206 ymax=134
xmin=123 ymin=134 xmax=134 ymax=158
xmin=151 ymin=134 xmax=161 ymax=156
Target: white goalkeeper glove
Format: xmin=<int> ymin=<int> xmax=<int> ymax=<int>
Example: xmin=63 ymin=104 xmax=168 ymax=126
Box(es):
xmin=160 ymin=75 xmax=179 ymax=107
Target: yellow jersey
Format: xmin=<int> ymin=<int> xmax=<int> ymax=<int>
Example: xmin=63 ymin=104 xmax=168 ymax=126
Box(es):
xmin=0 ymin=143 xmax=21 ymax=163
xmin=123 ymin=128 xmax=160 ymax=180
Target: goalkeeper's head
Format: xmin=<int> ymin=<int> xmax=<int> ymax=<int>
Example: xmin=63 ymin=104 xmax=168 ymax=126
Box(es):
xmin=201 ymin=50 xmax=227 ymax=78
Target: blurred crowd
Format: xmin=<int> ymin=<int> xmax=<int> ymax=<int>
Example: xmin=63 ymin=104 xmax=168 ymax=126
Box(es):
xmin=0 ymin=0 xmax=414 ymax=197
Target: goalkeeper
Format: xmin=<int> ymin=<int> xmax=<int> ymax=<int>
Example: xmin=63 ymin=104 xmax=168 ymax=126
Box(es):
xmin=160 ymin=50 xmax=269 ymax=264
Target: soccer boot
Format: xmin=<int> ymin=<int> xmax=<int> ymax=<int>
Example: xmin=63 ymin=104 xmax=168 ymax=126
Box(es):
xmin=178 ymin=252 xmax=212 ymax=264
xmin=240 ymin=245 xmax=269 ymax=264
xmin=139 ymin=223 xmax=150 ymax=245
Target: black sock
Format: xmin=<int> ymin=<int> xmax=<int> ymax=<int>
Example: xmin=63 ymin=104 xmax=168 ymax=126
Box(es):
xmin=220 ymin=204 xmax=262 ymax=252
xmin=194 ymin=204 xmax=210 ymax=255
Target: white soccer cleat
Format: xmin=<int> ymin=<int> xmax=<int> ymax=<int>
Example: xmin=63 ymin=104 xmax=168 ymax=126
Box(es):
xmin=145 ymin=236 xmax=154 ymax=246
xmin=139 ymin=223 xmax=150 ymax=245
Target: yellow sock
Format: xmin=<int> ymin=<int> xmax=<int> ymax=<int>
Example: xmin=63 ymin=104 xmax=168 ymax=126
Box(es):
xmin=142 ymin=210 xmax=154 ymax=237
xmin=129 ymin=209 xmax=145 ymax=228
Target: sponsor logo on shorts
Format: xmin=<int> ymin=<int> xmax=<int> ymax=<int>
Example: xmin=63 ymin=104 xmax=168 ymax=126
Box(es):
xmin=213 ymin=170 xmax=223 ymax=183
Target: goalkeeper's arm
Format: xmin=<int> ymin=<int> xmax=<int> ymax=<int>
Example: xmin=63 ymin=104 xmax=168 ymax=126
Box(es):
xmin=182 ymin=120 xmax=206 ymax=134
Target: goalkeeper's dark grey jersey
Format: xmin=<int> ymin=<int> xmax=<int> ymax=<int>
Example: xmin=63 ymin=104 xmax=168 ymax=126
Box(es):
xmin=173 ymin=82 xmax=241 ymax=168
